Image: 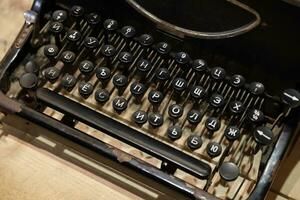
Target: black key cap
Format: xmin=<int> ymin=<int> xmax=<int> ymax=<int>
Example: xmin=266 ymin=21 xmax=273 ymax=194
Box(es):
xmin=78 ymin=82 xmax=94 ymax=97
xmin=155 ymin=68 xmax=170 ymax=81
xmin=24 ymin=61 xmax=39 ymax=74
xmin=49 ymin=22 xmax=64 ymax=34
xmin=210 ymin=93 xmax=225 ymax=108
xmin=37 ymin=88 xmax=212 ymax=179
xmin=66 ymin=30 xmax=81 ymax=43
xmin=174 ymin=52 xmax=190 ymax=66
xmin=96 ymin=67 xmax=111 ymax=82
xmin=61 ymin=74 xmax=76 ymax=90
xmin=148 ymin=113 xmax=164 ymax=127
xmin=103 ymin=19 xmax=118 ymax=32
xmin=79 ymin=60 xmax=95 ymax=74
xmin=253 ymin=126 xmax=274 ymax=146
xmin=118 ymin=52 xmax=133 ymax=65
xmin=44 ymin=67 xmax=60 ymax=82
xmin=248 ymin=109 xmax=264 ymax=124
xmin=44 ymin=44 xmax=59 ymax=58
xmin=187 ymin=109 xmax=202 ymax=125
xmin=95 ymin=89 xmax=110 ymax=103
xmin=167 ymin=125 xmax=182 ymax=140
xmin=205 ymin=117 xmax=221 ymax=132
xmin=84 ymin=37 xmax=99 ymax=49
xmin=86 ymin=12 xmax=101 ymax=25
xmin=132 ymin=110 xmax=148 ymax=125
xmin=112 ymin=97 xmax=128 ymax=112
xmin=148 ymin=90 xmax=164 ymax=105
xmin=52 ymin=10 xmax=67 ymax=22
xmin=138 ymin=34 xmax=154 ymax=47
xmin=19 ymin=73 xmax=38 ymax=89
xmin=156 ymin=42 xmax=171 ymax=55
xmin=229 ymin=100 xmax=244 ymax=115
xmin=70 ymin=5 xmax=85 ymax=19
xmin=211 ymin=67 xmax=226 ymax=80
xmin=219 ymin=162 xmax=239 ymax=181
xmin=192 ymin=59 xmax=207 ymax=73
xmin=249 ymin=82 xmax=265 ymax=95
xmin=281 ymin=88 xmax=300 ymax=109
xmin=61 ymin=51 xmax=76 ymax=64
xmin=224 ymin=126 xmax=240 ymax=141
xmin=207 ymin=142 xmax=222 ymax=158
xmin=136 ymin=59 xmax=152 ymax=73
xmin=120 ymin=26 xmax=136 ymax=38
xmin=187 ymin=135 xmax=202 ymax=150
xmin=130 ymin=82 xmax=146 ymax=100
xmin=190 ymin=86 xmax=206 ymax=100
xmin=168 ymin=104 xmax=183 ymax=119
xmin=172 ymin=78 xmax=187 ymax=93
xmin=230 ymin=74 xmax=245 ymax=88
xmin=100 ymin=45 xmax=116 ymax=57
xmin=113 ymin=74 xmax=128 ymax=94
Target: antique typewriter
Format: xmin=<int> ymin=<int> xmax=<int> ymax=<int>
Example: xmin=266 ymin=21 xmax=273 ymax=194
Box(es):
xmin=0 ymin=0 xmax=299 ymax=199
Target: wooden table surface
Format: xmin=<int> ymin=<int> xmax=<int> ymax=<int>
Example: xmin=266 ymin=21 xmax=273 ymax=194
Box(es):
xmin=0 ymin=1 xmax=299 ymax=199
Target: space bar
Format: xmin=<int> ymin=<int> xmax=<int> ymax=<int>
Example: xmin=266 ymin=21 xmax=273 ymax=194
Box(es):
xmin=36 ymin=88 xmax=211 ymax=179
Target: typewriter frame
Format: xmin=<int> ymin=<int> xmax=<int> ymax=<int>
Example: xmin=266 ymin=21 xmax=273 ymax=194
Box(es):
xmin=0 ymin=0 xmax=298 ymax=199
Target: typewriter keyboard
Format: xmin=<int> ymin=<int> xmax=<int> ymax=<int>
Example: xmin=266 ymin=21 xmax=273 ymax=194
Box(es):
xmin=6 ymin=5 xmax=299 ymax=199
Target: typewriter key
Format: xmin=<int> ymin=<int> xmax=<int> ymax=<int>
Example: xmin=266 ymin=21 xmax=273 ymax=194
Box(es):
xmin=229 ymin=100 xmax=245 ymax=115
xmin=24 ymin=61 xmax=39 ymax=74
xmin=118 ymin=52 xmax=133 ymax=66
xmin=187 ymin=109 xmax=202 ymax=125
xmin=175 ymin=52 xmax=190 ymax=65
xmin=121 ymin=26 xmax=136 ymax=38
xmin=172 ymin=78 xmax=187 ymax=93
xmin=210 ymin=93 xmax=225 ymax=108
xmin=138 ymin=34 xmax=154 ymax=47
xmin=155 ymin=68 xmax=170 ymax=81
xmin=103 ymin=19 xmax=118 ymax=32
xmin=96 ymin=67 xmax=111 ymax=82
xmin=49 ymin=22 xmax=64 ymax=34
xmin=156 ymin=42 xmax=171 ymax=55
xmin=187 ymin=135 xmax=202 ymax=150
xmin=205 ymin=117 xmax=221 ymax=132
xmin=132 ymin=110 xmax=148 ymax=125
xmin=79 ymin=60 xmax=95 ymax=74
xmin=249 ymin=82 xmax=265 ymax=95
xmin=167 ymin=125 xmax=182 ymax=140
xmin=95 ymin=89 xmax=110 ymax=103
xmin=136 ymin=59 xmax=152 ymax=73
xmin=44 ymin=67 xmax=60 ymax=82
xmin=224 ymin=126 xmax=240 ymax=141
xmin=112 ymin=97 xmax=128 ymax=112
xmin=78 ymin=82 xmax=94 ymax=97
xmin=168 ymin=104 xmax=183 ymax=119
xmin=84 ymin=37 xmax=99 ymax=49
xmin=219 ymin=162 xmax=239 ymax=182
xmin=190 ymin=86 xmax=206 ymax=100
xmin=148 ymin=90 xmax=164 ymax=105
xmin=52 ymin=10 xmax=67 ymax=23
xmin=207 ymin=142 xmax=222 ymax=157
xmin=61 ymin=51 xmax=76 ymax=64
xmin=230 ymin=74 xmax=245 ymax=88
xmin=130 ymin=82 xmax=146 ymax=101
xmin=253 ymin=126 xmax=274 ymax=146
xmin=70 ymin=5 xmax=85 ymax=19
xmin=148 ymin=113 xmax=164 ymax=127
xmin=61 ymin=74 xmax=76 ymax=90
xmin=281 ymin=88 xmax=300 ymax=109
xmin=66 ymin=30 xmax=81 ymax=43
xmin=44 ymin=44 xmax=59 ymax=58
xmin=211 ymin=67 xmax=226 ymax=80
xmin=113 ymin=74 xmax=128 ymax=95
xmin=86 ymin=12 xmax=101 ymax=25
xmin=248 ymin=109 xmax=264 ymax=124
xmin=100 ymin=45 xmax=116 ymax=58
xmin=19 ymin=73 xmax=38 ymax=90
xmin=192 ymin=59 xmax=207 ymax=73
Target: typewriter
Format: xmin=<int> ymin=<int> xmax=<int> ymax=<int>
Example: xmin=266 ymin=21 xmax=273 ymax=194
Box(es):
xmin=0 ymin=0 xmax=299 ymax=199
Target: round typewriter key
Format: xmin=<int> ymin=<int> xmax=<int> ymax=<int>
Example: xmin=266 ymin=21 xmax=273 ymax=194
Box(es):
xmin=78 ymin=82 xmax=94 ymax=97
xmin=61 ymin=74 xmax=76 ymax=90
xmin=187 ymin=135 xmax=202 ymax=150
xmin=118 ymin=52 xmax=133 ymax=64
xmin=224 ymin=126 xmax=240 ymax=141
xmin=44 ymin=45 xmax=59 ymax=58
xmin=79 ymin=60 xmax=95 ymax=74
xmin=192 ymin=59 xmax=207 ymax=72
xmin=61 ymin=51 xmax=76 ymax=64
xmin=52 ymin=10 xmax=67 ymax=22
xmin=138 ymin=34 xmax=154 ymax=47
xmin=132 ymin=110 xmax=148 ymax=125
xmin=49 ymin=22 xmax=64 ymax=34
xmin=96 ymin=67 xmax=111 ymax=82
xmin=172 ymin=78 xmax=187 ymax=92
xmin=24 ymin=61 xmax=39 ymax=74
xmin=121 ymin=26 xmax=136 ymax=38
xmin=175 ymin=52 xmax=190 ymax=65
xmin=230 ymin=74 xmax=245 ymax=88
xmin=155 ymin=68 xmax=170 ymax=81
xmin=207 ymin=142 xmax=222 ymax=157
xmin=187 ymin=109 xmax=202 ymax=125
xmin=86 ymin=12 xmax=101 ymax=25
xmin=168 ymin=104 xmax=183 ymax=119
xmin=248 ymin=109 xmax=264 ymax=124
xmin=84 ymin=37 xmax=99 ymax=49
xmin=130 ymin=82 xmax=146 ymax=97
xmin=100 ymin=45 xmax=116 ymax=57
xmin=190 ymin=86 xmax=206 ymax=100
xmin=281 ymin=88 xmax=300 ymax=109
xmin=148 ymin=113 xmax=164 ymax=127
xmin=113 ymin=74 xmax=128 ymax=88
xmin=136 ymin=59 xmax=152 ymax=73
xmin=66 ymin=30 xmax=81 ymax=42
xmin=249 ymin=82 xmax=265 ymax=95
xmin=70 ymin=5 xmax=85 ymax=18
xmin=148 ymin=90 xmax=164 ymax=105
xmin=219 ymin=162 xmax=239 ymax=182
xmin=44 ymin=67 xmax=60 ymax=81
xmin=205 ymin=117 xmax=221 ymax=132
xmin=211 ymin=67 xmax=226 ymax=80
xmin=156 ymin=42 xmax=171 ymax=55
xmin=210 ymin=93 xmax=225 ymax=108
xmin=253 ymin=126 xmax=274 ymax=146
xmin=229 ymin=100 xmax=244 ymax=115
xmin=19 ymin=73 xmax=38 ymax=89
xmin=113 ymin=97 xmax=128 ymax=112
xmin=167 ymin=125 xmax=182 ymax=140
xmin=103 ymin=19 xmax=118 ymax=31
xmin=95 ymin=89 xmax=110 ymax=103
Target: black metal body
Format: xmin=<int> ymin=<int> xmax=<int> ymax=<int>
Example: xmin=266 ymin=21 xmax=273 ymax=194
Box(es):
xmin=0 ymin=0 xmax=299 ymax=199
